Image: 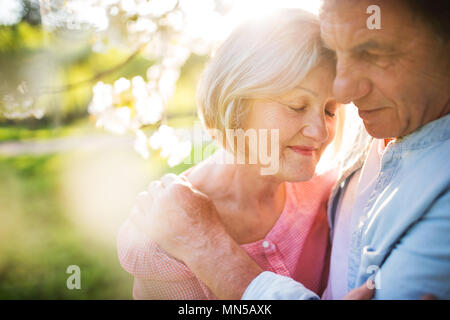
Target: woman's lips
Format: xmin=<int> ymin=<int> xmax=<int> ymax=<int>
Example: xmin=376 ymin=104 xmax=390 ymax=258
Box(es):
xmin=289 ymin=146 xmax=317 ymax=156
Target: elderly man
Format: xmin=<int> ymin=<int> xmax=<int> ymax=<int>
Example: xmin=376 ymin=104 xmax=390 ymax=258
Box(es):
xmin=130 ymin=0 xmax=450 ymax=299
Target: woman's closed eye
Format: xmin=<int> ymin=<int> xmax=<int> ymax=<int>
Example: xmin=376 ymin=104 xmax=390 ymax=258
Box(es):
xmin=324 ymin=101 xmax=338 ymax=118
xmin=268 ymin=98 xmax=307 ymax=113
xmin=325 ymin=109 xmax=335 ymax=118
xmin=287 ymin=103 xmax=335 ymax=118
xmin=287 ymin=104 xmax=307 ymax=113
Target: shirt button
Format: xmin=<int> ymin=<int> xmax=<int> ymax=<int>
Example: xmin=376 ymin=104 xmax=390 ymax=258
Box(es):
xmin=262 ymin=240 xmax=270 ymax=248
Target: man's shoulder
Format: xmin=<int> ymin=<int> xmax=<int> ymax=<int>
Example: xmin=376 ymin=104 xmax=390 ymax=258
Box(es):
xmin=365 ymin=137 xmax=450 ymax=238
xmin=393 ymin=135 xmax=450 ymax=185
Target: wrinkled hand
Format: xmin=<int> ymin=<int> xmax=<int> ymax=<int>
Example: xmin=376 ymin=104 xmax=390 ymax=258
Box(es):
xmin=342 ymin=280 xmax=375 ymax=300
xmin=342 ymin=280 xmax=437 ymax=300
xmin=421 ymin=294 xmax=437 ymax=300
xmin=130 ymin=173 xmax=226 ymax=263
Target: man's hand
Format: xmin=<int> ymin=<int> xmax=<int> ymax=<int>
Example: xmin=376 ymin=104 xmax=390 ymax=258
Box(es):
xmin=130 ymin=173 xmax=226 ymax=263
xmin=130 ymin=173 xmax=263 ymax=299
xmin=342 ymin=280 xmax=375 ymax=300
xmin=341 ymin=280 xmax=436 ymax=300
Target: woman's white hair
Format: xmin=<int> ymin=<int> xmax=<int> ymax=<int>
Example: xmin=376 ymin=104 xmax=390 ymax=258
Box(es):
xmin=196 ymin=8 xmax=336 ymax=139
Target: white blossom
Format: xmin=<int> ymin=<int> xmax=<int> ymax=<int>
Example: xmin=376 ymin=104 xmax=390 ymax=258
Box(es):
xmin=149 ymin=125 xmax=192 ymax=167
xmin=167 ymin=139 xmax=192 ymax=167
xmin=135 ymin=93 xmax=164 ymax=125
xmin=88 ymin=82 xmax=113 ymax=114
xmin=158 ymin=68 xmax=180 ymax=101
xmin=133 ymin=129 xmax=150 ymax=159
xmin=95 ymin=107 xmax=131 ymax=135
xmin=146 ymin=65 xmax=163 ymax=81
xmin=113 ymin=77 xmax=131 ymax=95
xmin=0 ymin=0 xmax=23 ymax=26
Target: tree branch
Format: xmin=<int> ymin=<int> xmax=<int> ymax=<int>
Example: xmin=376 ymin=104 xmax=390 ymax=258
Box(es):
xmin=35 ymin=44 xmax=146 ymax=94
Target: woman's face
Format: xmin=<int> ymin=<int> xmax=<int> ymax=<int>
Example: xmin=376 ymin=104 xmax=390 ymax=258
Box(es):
xmin=244 ymin=61 xmax=340 ymax=181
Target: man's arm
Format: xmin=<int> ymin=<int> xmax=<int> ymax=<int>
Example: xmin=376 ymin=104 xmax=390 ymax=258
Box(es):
xmin=242 ymin=272 xmax=321 ymax=300
xmin=182 ymin=226 xmax=264 ymax=299
xmin=131 ymin=174 xmax=263 ymax=299
xmin=132 ymin=173 xmax=373 ymax=300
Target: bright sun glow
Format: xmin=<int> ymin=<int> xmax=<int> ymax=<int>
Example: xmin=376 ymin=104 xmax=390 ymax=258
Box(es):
xmin=227 ymin=0 xmax=321 ymax=22
xmin=183 ymin=0 xmax=323 ymax=44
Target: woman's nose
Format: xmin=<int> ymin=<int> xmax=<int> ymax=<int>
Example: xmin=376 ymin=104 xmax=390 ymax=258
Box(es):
xmin=301 ymin=115 xmax=328 ymax=143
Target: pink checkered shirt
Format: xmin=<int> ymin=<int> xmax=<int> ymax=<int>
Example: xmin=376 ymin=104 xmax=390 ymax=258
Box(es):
xmin=117 ymin=170 xmax=336 ymax=299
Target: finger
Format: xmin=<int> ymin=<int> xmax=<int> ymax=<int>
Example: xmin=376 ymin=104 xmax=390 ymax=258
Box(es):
xmin=136 ymin=191 xmax=152 ymax=215
xmin=148 ymin=180 xmax=163 ymax=194
xmin=342 ymin=281 xmax=375 ymax=300
xmin=178 ymin=173 xmax=190 ymax=183
xmin=130 ymin=205 xmax=147 ymax=233
xmin=160 ymin=173 xmax=182 ymax=188
xmin=180 ymin=175 xmax=194 ymax=189
xmin=161 ymin=173 xmax=194 ymax=189
xmin=357 ymin=280 xmax=376 ymax=300
xmin=421 ymin=294 xmax=437 ymax=300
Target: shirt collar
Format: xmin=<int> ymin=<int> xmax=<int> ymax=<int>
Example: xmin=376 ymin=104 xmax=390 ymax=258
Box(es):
xmin=392 ymin=113 xmax=450 ymax=150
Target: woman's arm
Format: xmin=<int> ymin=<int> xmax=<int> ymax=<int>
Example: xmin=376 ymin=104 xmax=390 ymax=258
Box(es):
xmin=131 ymin=278 xmax=208 ymax=300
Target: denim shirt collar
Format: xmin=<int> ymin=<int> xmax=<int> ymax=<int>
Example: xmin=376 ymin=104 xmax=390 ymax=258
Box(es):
xmin=390 ymin=113 xmax=450 ymax=151
xmin=327 ymin=113 xmax=450 ymax=241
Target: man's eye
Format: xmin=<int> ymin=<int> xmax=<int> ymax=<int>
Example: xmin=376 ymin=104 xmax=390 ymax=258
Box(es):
xmin=361 ymin=50 xmax=374 ymax=57
xmin=361 ymin=51 xmax=394 ymax=68
xmin=360 ymin=50 xmax=382 ymax=61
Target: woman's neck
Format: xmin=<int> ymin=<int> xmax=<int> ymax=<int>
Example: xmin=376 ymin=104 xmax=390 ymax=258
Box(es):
xmin=184 ymin=149 xmax=287 ymax=244
xmin=186 ymin=149 xmax=286 ymax=217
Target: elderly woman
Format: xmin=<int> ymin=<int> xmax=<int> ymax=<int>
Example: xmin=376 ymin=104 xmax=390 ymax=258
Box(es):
xmin=117 ymin=9 xmax=344 ymax=299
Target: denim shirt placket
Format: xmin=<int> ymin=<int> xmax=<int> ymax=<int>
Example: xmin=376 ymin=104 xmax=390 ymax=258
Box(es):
xmin=346 ymin=140 xmax=401 ymax=291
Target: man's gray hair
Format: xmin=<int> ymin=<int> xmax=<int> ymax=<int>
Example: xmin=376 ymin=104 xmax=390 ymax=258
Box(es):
xmin=320 ymin=0 xmax=449 ymax=41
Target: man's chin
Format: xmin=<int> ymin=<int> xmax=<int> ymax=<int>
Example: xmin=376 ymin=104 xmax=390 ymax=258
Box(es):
xmin=363 ymin=121 xmax=398 ymax=139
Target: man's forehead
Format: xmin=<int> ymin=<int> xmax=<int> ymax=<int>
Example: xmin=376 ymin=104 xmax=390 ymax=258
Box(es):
xmin=319 ymin=0 xmax=409 ymax=50
xmin=319 ymin=0 xmax=373 ymax=24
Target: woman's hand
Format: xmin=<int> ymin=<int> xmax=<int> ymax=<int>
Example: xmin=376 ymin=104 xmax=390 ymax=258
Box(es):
xmin=130 ymin=173 xmax=227 ymax=263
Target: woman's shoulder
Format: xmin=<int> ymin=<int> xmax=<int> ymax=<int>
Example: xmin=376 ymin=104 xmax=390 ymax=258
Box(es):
xmin=117 ymin=218 xmax=195 ymax=281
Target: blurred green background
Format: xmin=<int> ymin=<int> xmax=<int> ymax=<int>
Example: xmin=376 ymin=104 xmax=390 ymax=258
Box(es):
xmin=0 ymin=0 xmax=324 ymax=300
xmin=0 ymin=0 xmax=214 ymax=299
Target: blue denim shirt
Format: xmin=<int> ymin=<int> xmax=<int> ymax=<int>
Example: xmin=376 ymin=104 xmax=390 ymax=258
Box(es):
xmin=243 ymin=114 xmax=450 ymax=300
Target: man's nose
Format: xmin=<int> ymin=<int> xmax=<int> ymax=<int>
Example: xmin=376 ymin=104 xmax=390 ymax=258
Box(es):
xmin=301 ymin=114 xmax=329 ymax=143
xmin=333 ymin=56 xmax=371 ymax=104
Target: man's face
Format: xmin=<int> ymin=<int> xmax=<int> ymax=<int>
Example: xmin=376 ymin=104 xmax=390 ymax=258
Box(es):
xmin=320 ymin=0 xmax=450 ymax=138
